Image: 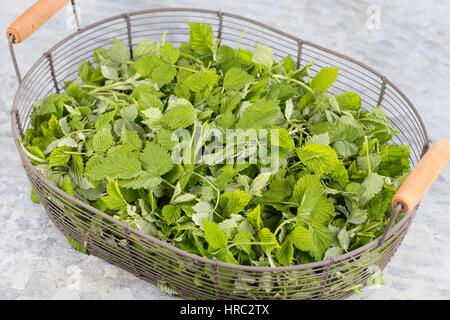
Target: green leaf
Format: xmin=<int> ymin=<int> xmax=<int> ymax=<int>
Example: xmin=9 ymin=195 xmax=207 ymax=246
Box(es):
xmin=360 ymin=172 xmax=385 ymax=203
xmin=306 ymin=133 xmax=330 ymax=146
xmin=252 ymin=45 xmax=274 ymax=70
xmin=233 ymin=230 xmax=253 ymax=254
xmin=100 ymin=65 xmax=118 ymax=80
xmin=296 ymin=144 xmax=341 ymax=175
xmin=110 ymin=38 xmax=130 ymax=64
xmin=257 ymin=227 xmax=279 ymax=253
xmin=192 ymin=201 xmax=213 ymax=227
xmin=85 ymin=154 xmax=142 ymax=180
xmin=333 ymin=140 xmax=359 ymax=158
xmin=311 ymin=196 xmax=336 ymax=225
xmin=160 ymin=100 xmax=197 ymax=129
xmin=271 ymin=127 xmax=295 ymax=151
xmin=151 ymin=64 xmax=177 ymax=85
xmin=121 ymin=128 xmax=142 ymax=152
xmin=160 ymin=42 xmax=180 ymax=65
xmin=95 ymin=110 xmax=116 ymax=131
xmin=291 ymin=226 xmax=314 ymax=251
xmin=183 ymin=72 xmax=210 ymax=92
xmin=133 ymin=56 xmax=163 ymax=77
xmin=187 ymin=21 xmax=214 ymax=53
xmin=120 ymin=173 xmax=162 ymax=190
xmin=335 ymin=92 xmax=361 ymax=110
xmin=310 ymin=67 xmax=339 ymax=92
xmin=203 ymin=219 xmax=228 ymax=250
xmin=296 ymin=187 xmax=323 ymax=220
xmin=223 ymin=68 xmax=254 ymax=91
xmin=134 ymin=40 xmax=157 ymax=58
xmin=31 ymin=188 xmax=41 ymax=204
xmin=219 ymin=190 xmax=252 ymax=217
xmin=309 ymin=222 xmax=333 ymax=260
xmin=49 ymin=147 xmax=71 ymax=167
xmin=61 ymin=176 xmax=74 ymax=196
xmin=249 ymin=172 xmax=271 ymax=197
xmin=247 ymin=205 xmax=262 ymax=231
xmin=291 ymin=174 xmax=321 ymax=203
xmin=93 ymin=129 xmax=113 ymax=153
xmin=162 ymin=205 xmax=181 ymax=225
xmin=237 ymin=99 xmax=280 ymax=129
xmin=276 ymin=237 xmax=294 ymax=266
xmin=66 ymin=235 xmax=88 ymax=254
xmin=139 ymin=141 xmax=174 ymax=176
xmin=101 ymin=178 xmax=127 ymax=209
xmin=338 ymin=227 xmax=350 ymax=250
xmin=324 ymin=247 xmax=343 ymax=259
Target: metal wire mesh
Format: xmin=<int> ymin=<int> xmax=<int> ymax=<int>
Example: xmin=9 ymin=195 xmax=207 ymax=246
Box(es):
xmin=10 ymin=8 xmax=429 ymax=300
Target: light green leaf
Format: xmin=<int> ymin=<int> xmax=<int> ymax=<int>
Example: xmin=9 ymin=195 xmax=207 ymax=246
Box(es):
xmin=183 ymin=72 xmax=210 ymax=92
xmin=360 ymin=172 xmax=385 ymax=203
xmin=187 ymin=21 xmax=214 ymax=53
xmin=296 ymin=144 xmax=341 ymax=175
xmin=237 ymin=99 xmax=280 ymax=129
xmin=258 ymin=227 xmax=279 ymax=253
xmin=223 ymin=68 xmax=254 ymax=91
xmin=162 ymin=204 xmax=181 ymax=225
xmin=219 ymin=190 xmax=252 ymax=217
xmin=160 ymin=41 xmax=179 ymax=65
xmin=291 ymin=226 xmax=314 ymax=251
xmin=121 ymin=128 xmax=142 ymax=152
xmin=252 ymin=45 xmax=274 ymax=70
xmin=338 ymin=227 xmax=350 ymax=250
xmin=151 ymin=64 xmax=176 ymax=85
xmin=101 ymin=178 xmax=127 ymax=209
xmin=95 ymin=110 xmax=116 ymax=131
xmin=333 ymin=140 xmax=359 ymax=158
xmin=49 ymin=147 xmax=71 ymax=167
xmin=276 ymin=237 xmax=294 ymax=266
xmin=233 ymin=230 xmax=253 ymax=254
xmin=335 ymin=91 xmax=361 ymax=110
xmin=160 ymin=100 xmax=197 ymax=129
xmin=192 ymin=201 xmax=213 ymax=227
xmin=93 ymin=129 xmax=113 ymax=153
xmin=134 ymin=40 xmax=157 ymax=58
xmin=139 ymin=141 xmax=174 ymax=176
xmin=203 ymin=219 xmax=228 ymax=250
xmin=247 ymin=205 xmax=262 ymax=231
xmin=110 ymin=38 xmax=130 ymax=64
xmin=309 ymin=222 xmax=333 ymax=260
xmin=311 ymin=67 xmax=339 ymax=92
xmin=271 ymin=127 xmax=295 ymax=151
xmin=249 ymin=172 xmax=271 ymax=197
xmin=119 ymin=173 xmax=162 ymax=190
xmin=85 ymin=154 xmax=142 ymax=180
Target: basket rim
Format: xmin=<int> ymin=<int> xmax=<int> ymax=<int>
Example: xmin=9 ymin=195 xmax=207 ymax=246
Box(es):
xmin=10 ymin=7 xmax=426 ymax=273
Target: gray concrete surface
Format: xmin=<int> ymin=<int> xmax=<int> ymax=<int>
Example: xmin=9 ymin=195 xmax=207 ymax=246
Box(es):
xmin=0 ymin=0 xmax=449 ymax=300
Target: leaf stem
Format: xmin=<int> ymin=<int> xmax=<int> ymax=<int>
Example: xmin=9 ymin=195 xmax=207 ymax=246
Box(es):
xmin=272 ymin=74 xmax=314 ymax=94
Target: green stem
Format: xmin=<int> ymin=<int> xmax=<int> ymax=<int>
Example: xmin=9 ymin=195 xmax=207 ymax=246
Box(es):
xmin=272 ymin=74 xmax=314 ymax=94
xmin=274 ymin=218 xmax=296 ymax=236
xmin=364 ymin=136 xmax=371 ymax=173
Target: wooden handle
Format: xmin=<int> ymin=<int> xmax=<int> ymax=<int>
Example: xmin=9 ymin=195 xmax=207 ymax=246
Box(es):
xmin=392 ymin=139 xmax=450 ymax=213
xmin=6 ymin=0 xmax=70 ymax=44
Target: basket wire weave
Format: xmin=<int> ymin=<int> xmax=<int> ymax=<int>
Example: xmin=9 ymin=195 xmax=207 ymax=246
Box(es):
xmin=10 ymin=8 xmax=429 ymax=300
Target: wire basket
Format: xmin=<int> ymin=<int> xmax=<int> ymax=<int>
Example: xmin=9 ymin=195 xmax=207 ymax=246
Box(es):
xmin=8 ymin=5 xmax=443 ymax=300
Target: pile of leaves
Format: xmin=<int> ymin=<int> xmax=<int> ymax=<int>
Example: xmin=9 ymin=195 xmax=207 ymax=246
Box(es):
xmin=21 ymin=22 xmax=411 ymax=268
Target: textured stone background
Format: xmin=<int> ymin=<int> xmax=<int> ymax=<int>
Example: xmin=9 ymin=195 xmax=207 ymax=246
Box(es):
xmin=0 ymin=0 xmax=448 ymax=300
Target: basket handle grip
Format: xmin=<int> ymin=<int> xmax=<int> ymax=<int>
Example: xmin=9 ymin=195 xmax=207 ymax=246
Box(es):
xmin=6 ymin=0 xmax=70 ymax=44
xmin=392 ymin=139 xmax=450 ymax=213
